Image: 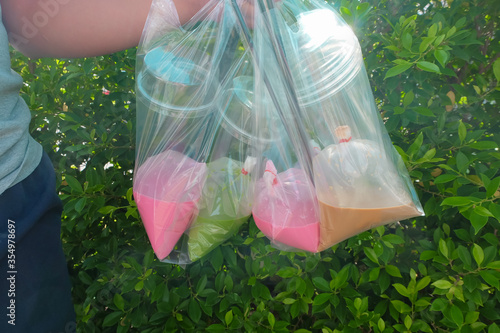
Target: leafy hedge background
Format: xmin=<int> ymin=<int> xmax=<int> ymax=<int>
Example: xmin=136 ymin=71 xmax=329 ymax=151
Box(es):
xmin=10 ymin=0 xmax=500 ymax=332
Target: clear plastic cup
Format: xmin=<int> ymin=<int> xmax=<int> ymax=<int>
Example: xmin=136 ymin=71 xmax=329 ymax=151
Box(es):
xmin=134 ymin=46 xmax=219 ymax=261
xmin=285 ymin=9 xmax=424 ymax=248
xmin=293 ymin=9 xmax=363 ymax=105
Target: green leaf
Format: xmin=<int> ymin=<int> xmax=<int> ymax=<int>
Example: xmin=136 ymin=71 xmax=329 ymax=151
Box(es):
xmin=378 ymin=318 xmax=386 ymax=332
xmin=394 ymin=106 xmax=405 ymax=114
xmin=486 ymin=177 xmax=500 ymax=197
xmin=225 ymin=310 xmax=233 ymax=326
xmin=207 ymin=324 xmax=226 ymax=332
xmin=479 ymin=270 xmax=500 ymax=289
xmin=416 ymin=276 xmax=431 ymax=291
xmin=134 ymin=280 xmax=144 ymax=291
xmin=385 ymin=63 xmax=413 ymax=79
xmin=458 ymin=121 xmax=467 ymax=144
xmin=65 ymin=174 xmax=83 ymax=194
xmin=414 ymin=107 xmax=435 ymax=117
xmin=393 ymin=283 xmax=410 ymax=298
xmin=472 ymin=244 xmax=484 ymax=266
xmin=102 ymin=311 xmax=122 ymax=327
xmin=434 ymin=174 xmax=457 ymax=184
xmin=408 ymin=132 xmax=424 ymax=156
xmin=486 ymin=261 xmax=500 ymax=269
xmin=489 ymin=324 xmax=500 ymax=333
xmin=470 ymin=211 xmax=488 ymax=234
xmin=419 ymin=36 xmax=436 ymax=53
xmin=434 ymin=49 xmax=449 ymax=67
xmin=313 ymin=293 xmax=331 ymax=306
xmin=189 ymin=299 xmax=202 ymax=323
xmin=333 ymin=266 xmax=350 ymax=289
xmin=368 ymin=267 xmax=381 ymax=282
xmin=268 ymin=312 xmax=275 ymax=328
xmin=428 ymin=23 xmax=438 ymax=37
xmin=474 ymin=206 xmax=493 ymax=217
xmin=430 ymin=298 xmax=448 ymax=311
xmin=441 ymin=197 xmax=473 ymax=207
xmin=98 ymin=206 xmax=117 ymax=215
xmin=404 ymin=315 xmax=413 ymax=330
xmin=434 ymin=34 xmax=446 ymax=47
xmin=382 ymin=234 xmax=405 ymax=244
xmin=439 ymin=239 xmax=449 ymax=258
xmin=465 ymin=311 xmax=480 ymax=324
xmin=113 ymin=293 xmax=125 ymax=311
xmin=468 ymin=141 xmax=498 ymax=150
xmin=277 ymin=267 xmax=297 ymax=278
xmin=391 ymin=300 xmax=411 ymax=313
xmin=356 ymin=3 xmax=371 ymax=16
xmin=450 ymin=305 xmax=464 ymax=326
xmin=416 ymin=148 xmax=437 ymax=163
xmin=493 ymin=58 xmax=500 ymax=83
xmin=363 ymin=247 xmax=379 ymax=264
xmin=417 ymin=61 xmax=441 ymax=73
xmin=446 ymin=26 xmax=457 ymax=38
xmin=74 ymin=197 xmax=87 ymax=213
xmin=415 ymin=299 xmax=431 ymax=307
xmin=457 ymin=246 xmax=472 ymax=268
xmin=385 ymin=264 xmax=402 ymax=278
xmin=432 ymin=280 xmax=452 ymax=289
xmin=456 ymin=151 xmax=469 ymax=173
xmin=224 ymin=275 xmax=234 ymax=292
xmin=403 ymin=90 xmax=415 ymax=107
xmin=196 ymin=275 xmax=208 ymax=294
xmin=340 ymin=6 xmax=352 ymax=16
xmin=312 ymin=277 xmax=331 ymax=292
xmin=283 ymin=298 xmax=297 ymax=305
xmin=402 ymin=32 xmax=413 ymax=50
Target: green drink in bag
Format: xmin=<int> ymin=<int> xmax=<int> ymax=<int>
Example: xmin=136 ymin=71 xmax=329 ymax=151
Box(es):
xmin=188 ymin=157 xmax=254 ymax=261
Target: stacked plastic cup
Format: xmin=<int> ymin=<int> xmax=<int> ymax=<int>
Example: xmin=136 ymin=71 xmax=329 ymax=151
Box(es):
xmin=288 ymin=8 xmax=424 ymax=250
xmin=134 ymin=46 xmax=218 ymax=261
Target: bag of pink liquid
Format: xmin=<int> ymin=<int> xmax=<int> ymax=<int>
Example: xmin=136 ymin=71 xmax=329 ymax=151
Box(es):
xmin=246 ymin=0 xmax=424 ymax=252
xmin=134 ymin=0 xmax=253 ymax=263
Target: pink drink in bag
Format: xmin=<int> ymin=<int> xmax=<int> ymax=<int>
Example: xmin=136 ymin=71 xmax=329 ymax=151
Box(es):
xmin=253 ymin=160 xmax=320 ymax=252
xmin=134 ymin=150 xmax=207 ymax=260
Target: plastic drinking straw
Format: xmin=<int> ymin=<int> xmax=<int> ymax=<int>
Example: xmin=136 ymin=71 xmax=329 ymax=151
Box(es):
xmin=230 ymin=0 xmax=315 ymax=185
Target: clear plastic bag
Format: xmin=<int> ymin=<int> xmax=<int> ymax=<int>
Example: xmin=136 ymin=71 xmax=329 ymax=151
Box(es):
xmin=242 ymin=0 xmax=424 ymax=252
xmin=134 ymin=0 xmax=424 ymax=263
xmin=134 ymin=0 xmax=250 ymax=263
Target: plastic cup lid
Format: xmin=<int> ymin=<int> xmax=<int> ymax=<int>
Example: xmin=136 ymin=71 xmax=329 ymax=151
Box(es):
xmin=137 ymin=46 xmax=216 ymax=115
xmin=143 ymin=48 xmax=197 ymax=85
xmin=218 ymin=76 xmax=279 ymax=144
xmin=293 ymin=9 xmax=363 ymax=102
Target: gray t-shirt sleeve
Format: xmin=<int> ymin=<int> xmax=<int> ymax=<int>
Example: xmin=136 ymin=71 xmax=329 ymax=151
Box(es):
xmin=0 ymin=6 xmax=43 ymax=195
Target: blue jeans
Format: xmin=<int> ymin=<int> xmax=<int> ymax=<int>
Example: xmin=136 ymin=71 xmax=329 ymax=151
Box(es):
xmin=0 ymin=152 xmax=75 ymax=333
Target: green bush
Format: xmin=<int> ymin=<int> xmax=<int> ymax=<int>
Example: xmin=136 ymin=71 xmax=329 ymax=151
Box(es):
xmin=11 ymin=0 xmax=499 ymax=332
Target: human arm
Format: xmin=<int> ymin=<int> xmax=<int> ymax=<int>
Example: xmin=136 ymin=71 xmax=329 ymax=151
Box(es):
xmin=0 ymin=0 xmax=210 ymax=58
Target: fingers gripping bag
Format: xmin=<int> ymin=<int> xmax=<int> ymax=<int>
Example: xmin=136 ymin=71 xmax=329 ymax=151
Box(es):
xmin=238 ymin=0 xmax=424 ymax=252
xmin=134 ymin=0 xmax=250 ymax=263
